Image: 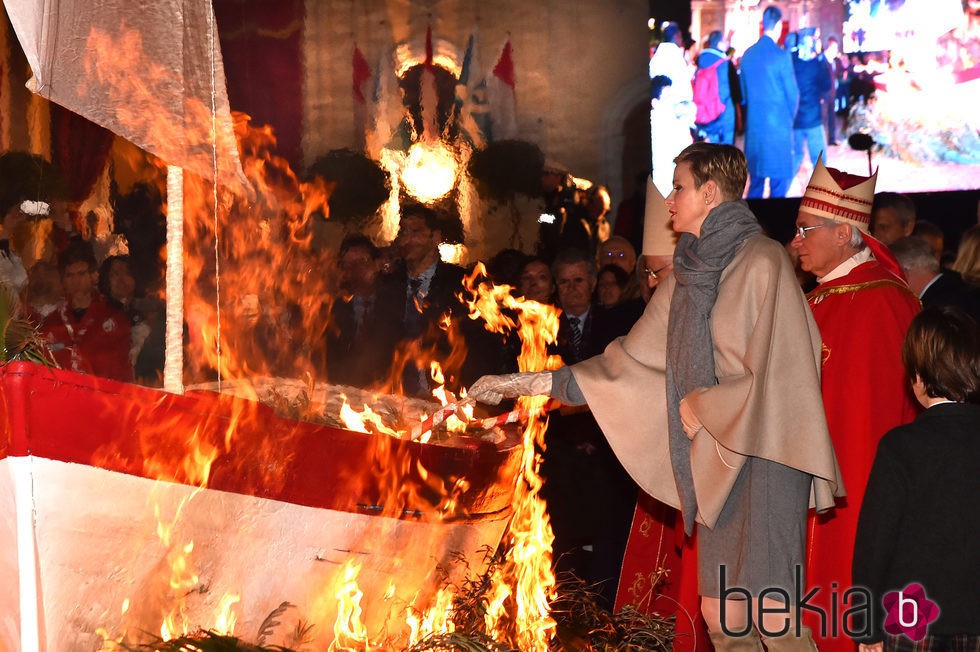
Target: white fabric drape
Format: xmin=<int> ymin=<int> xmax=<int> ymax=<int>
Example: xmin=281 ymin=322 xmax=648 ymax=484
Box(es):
xmin=3 ymin=0 xmax=245 ymax=187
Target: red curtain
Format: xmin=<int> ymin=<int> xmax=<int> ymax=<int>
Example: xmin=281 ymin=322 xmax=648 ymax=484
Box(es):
xmin=214 ymin=0 xmax=305 ymax=172
xmin=50 ymin=103 xmax=115 ymax=203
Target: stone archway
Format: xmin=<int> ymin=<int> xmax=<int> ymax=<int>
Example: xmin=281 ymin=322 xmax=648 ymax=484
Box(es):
xmin=598 ymin=73 xmax=650 ymax=207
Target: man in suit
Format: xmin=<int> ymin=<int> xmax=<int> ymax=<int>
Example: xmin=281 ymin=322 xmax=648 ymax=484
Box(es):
xmin=870 ymin=192 xmax=916 ymax=245
xmin=544 ymin=247 xmax=640 ymax=609
xmin=891 ymin=235 xmax=980 ymax=322
xmin=325 ymin=234 xmax=402 ymax=388
xmin=740 ymin=5 xmax=799 ymax=198
xmin=383 ymin=203 xmax=466 ymax=397
xmin=553 ymin=248 xmax=598 ymax=364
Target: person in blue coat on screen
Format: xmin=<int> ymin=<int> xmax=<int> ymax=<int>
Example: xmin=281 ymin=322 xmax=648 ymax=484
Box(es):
xmin=739 ymin=5 xmax=799 ymax=198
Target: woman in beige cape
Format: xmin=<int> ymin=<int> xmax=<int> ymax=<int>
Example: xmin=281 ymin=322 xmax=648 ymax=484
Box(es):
xmin=470 ymin=143 xmax=842 ymax=652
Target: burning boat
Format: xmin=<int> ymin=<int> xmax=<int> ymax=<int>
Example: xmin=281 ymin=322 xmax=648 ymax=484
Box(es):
xmin=0 ymin=361 xmax=524 ymax=650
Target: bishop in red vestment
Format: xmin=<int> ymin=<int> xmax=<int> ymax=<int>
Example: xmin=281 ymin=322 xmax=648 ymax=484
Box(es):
xmin=792 ymin=159 xmax=920 ymax=652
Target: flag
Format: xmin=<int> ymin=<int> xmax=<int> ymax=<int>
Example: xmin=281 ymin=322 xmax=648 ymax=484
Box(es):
xmin=352 ymin=44 xmax=371 ymax=149
xmin=420 ymin=25 xmax=439 ymax=140
xmin=448 ymin=31 xmax=486 ymax=148
xmin=487 ymin=38 xmax=517 ymax=140
xmin=352 ymin=44 xmax=371 ymax=104
xmin=366 ymin=44 xmax=409 ymax=157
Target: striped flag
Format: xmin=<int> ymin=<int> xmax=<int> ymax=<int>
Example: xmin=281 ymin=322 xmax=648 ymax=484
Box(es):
xmin=449 ymin=31 xmax=486 ymax=147
xmin=366 ymin=44 xmax=410 ymax=157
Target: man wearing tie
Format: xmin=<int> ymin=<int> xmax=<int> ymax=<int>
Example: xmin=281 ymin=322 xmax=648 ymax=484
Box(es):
xmin=382 ymin=203 xmax=466 ymax=397
xmin=553 ymin=248 xmax=597 ymax=363
xmin=544 ymin=247 xmax=639 ymax=608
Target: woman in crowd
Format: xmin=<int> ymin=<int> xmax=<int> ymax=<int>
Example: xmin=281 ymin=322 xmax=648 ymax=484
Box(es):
xmin=951 ymin=224 xmax=980 ymax=286
xmin=596 ymin=263 xmax=629 ymax=308
xmin=468 ymin=142 xmax=841 ymax=652
xmin=98 ymin=254 xmax=164 ymax=385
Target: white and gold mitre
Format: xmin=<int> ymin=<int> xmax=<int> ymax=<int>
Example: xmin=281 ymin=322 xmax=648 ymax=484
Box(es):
xmin=799 ymin=156 xmax=877 ymax=234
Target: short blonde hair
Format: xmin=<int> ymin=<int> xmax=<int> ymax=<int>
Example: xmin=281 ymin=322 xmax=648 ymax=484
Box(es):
xmin=674 ymin=143 xmax=747 ymax=201
xmin=951 ymin=224 xmax=980 ymax=285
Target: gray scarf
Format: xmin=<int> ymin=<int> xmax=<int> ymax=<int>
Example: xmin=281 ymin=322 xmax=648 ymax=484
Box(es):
xmin=666 ymin=199 xmax=761 ymax=534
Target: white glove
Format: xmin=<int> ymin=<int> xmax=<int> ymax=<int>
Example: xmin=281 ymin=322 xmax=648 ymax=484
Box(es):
xmin=467 ymin=372 xmax=553 ymax=405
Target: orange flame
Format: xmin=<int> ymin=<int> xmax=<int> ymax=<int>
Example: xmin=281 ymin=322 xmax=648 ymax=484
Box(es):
xmin=406 ymin=586 xmax=457 ymax=645
xmin=461 ymin=263 xmax=562 ymax=650
xmin=82 ymin=22 xmax=534 ymax=649
xmin=330 ymin=561 xmax=369 ymax=651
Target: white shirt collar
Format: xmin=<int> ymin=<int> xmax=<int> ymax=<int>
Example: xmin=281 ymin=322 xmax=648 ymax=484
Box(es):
xmin=919 ymin=273 xmax=942 ymax=298
xmin=818 ymin=248 xmax=874 ymax=284
xmin=568 ymin=307 xmax=590 ymax=324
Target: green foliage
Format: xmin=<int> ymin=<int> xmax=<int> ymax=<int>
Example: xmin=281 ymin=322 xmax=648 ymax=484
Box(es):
xmin=0 ymin=286 xmax=56 ymax=366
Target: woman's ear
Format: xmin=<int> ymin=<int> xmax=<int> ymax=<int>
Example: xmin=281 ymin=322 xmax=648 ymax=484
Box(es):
xmin=702 ymin=179 xmax=719 ymax=205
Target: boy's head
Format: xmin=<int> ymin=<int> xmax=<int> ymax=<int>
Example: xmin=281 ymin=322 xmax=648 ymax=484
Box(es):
xmin=902 ymin=305 xmax=980 ymax=405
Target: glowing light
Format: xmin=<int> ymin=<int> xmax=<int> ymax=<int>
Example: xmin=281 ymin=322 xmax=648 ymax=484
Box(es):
xmin=438 ymin=243 xmax=466 ymax=265
xmin=330 ymin=561 xmax=368 ymax=652
xmin=212 ymin=594 xmax=240 ymax=635
xmin=338 ymin=395 xmax=404 ymax=438
xmin=401 ymin=140 xmax=458 ymax=203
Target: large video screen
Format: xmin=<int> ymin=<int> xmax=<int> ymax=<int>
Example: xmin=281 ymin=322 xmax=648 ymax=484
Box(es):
xmin=822 ymin=0 xmax=980 ymax=195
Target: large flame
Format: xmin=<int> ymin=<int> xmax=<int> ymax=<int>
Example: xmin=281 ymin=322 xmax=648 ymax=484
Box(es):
xmin=461 ymin=264 xmax=563 ymax=650
xmin=81 ymin=20 xmax=549 ymax=651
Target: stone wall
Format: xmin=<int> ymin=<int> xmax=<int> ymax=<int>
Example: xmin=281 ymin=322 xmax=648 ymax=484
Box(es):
xmin=301 ymin=0 xmax=650 ymax=203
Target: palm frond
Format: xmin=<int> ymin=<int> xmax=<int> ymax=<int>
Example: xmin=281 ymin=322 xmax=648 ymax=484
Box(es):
xmin=0 ymin=285 xmax=56 ymax=366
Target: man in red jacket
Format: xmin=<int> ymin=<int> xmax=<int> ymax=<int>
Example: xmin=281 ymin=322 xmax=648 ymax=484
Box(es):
xmin=791 ymin=158 xmax=920 ymax=652
xmin=41 ymin=243 xmax=133 ymax=383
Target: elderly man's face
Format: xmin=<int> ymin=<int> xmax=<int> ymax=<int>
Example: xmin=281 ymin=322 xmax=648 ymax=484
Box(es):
xmin=555 ymin=261 xmax=596 ymax=316
xmin=792 ymin=212 xmax=850 ymax=278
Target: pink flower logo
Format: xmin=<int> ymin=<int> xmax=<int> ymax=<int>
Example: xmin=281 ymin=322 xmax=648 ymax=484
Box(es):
xmin=883 ymin=583 xmax=940 ymax=641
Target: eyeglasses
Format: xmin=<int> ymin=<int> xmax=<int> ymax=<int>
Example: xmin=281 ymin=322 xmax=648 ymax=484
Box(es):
xmin=641 ymin=264 xmax=671 ymax=281
xmin=795 ymin=224 xmax=826 ymax=239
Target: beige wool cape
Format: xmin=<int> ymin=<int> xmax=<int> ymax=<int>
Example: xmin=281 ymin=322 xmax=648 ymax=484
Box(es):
xmin=571 ymin=234 xmax=843 ymax=530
